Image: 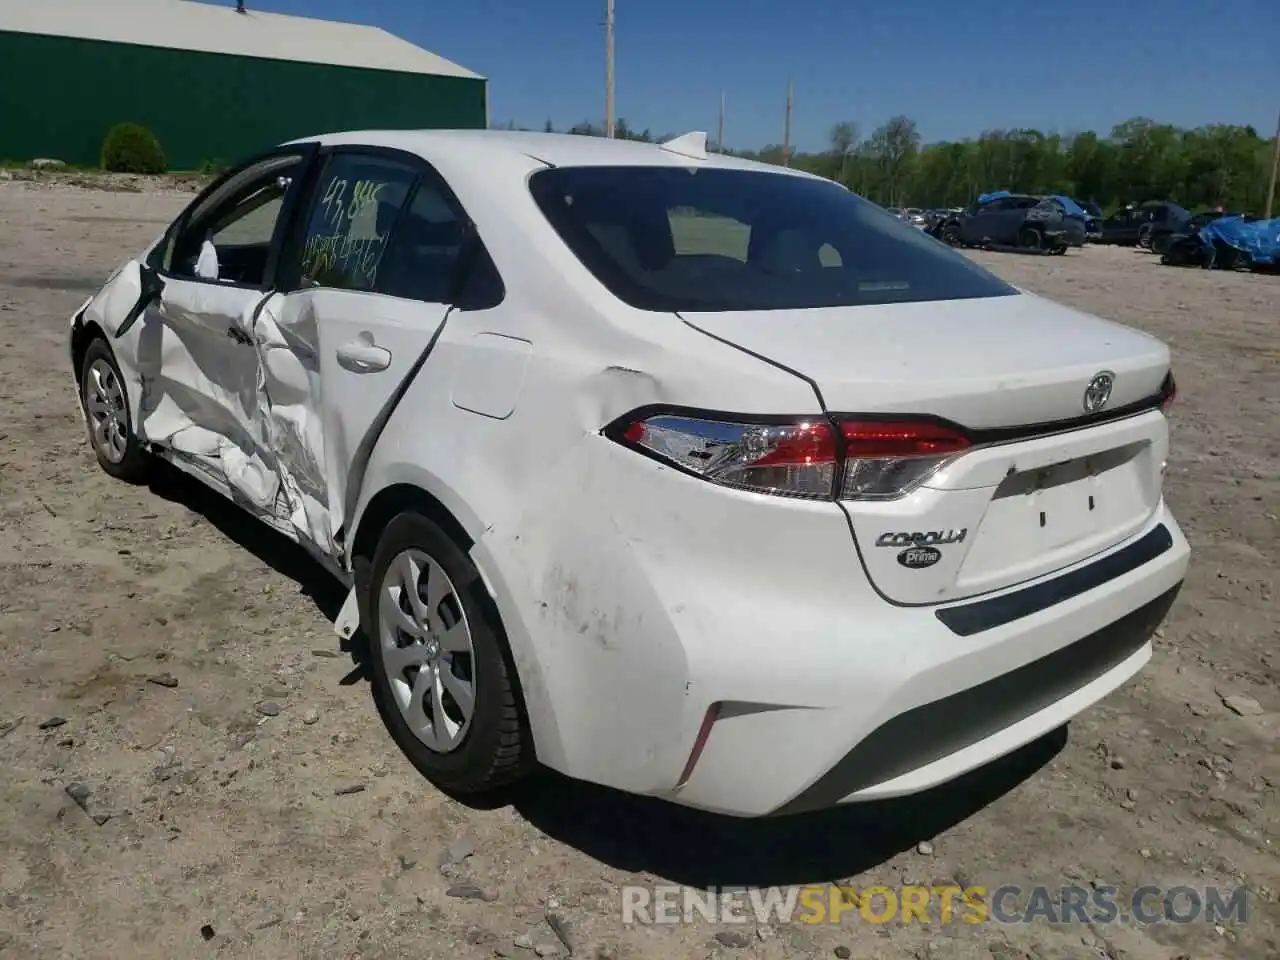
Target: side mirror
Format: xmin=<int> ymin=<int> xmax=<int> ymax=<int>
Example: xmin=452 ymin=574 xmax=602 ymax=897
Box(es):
xmin=113 ymin=263 xmax=166 ymax=339
xmin=194 ymin=239 xmax=220 ymax=280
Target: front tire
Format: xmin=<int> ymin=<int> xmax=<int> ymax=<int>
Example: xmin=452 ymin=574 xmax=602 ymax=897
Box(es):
xmin=79 ymin=337 xmax=152 ymax=483
xmin=1018 ymin=227 xmax=1041 ymax=251
xmin=366 ymin=510 xmax=531 ymax=795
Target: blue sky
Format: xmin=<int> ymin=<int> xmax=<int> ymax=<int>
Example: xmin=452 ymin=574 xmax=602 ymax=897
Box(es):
xmin=220 ymin=0 xmax=1277 ymax=152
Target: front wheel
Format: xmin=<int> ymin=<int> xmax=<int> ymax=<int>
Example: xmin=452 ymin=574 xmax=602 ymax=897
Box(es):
xmin=941 ymin=223 xmax=962 ymax=246
xmin=79 ymin=337 xmax=152 ymax=483
xmin=1017 ymin=227 xmax=1041 ymax=251
xmin=365 ymin=511 xmax=532 ymax=795
xmin=1150 ymin=233 xmax=1171 ymax=256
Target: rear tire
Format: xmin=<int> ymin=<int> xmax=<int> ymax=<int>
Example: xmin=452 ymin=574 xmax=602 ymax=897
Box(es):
xmin=1017 ymin=227 xmax=1041 ymax=251
xmin=78 ymin=337 xmax=152 ymax=484
xmin=365 ymin=510 xmax=531 ymax=795
xmin=1150 ymin=233 xmax=1171 ymax=256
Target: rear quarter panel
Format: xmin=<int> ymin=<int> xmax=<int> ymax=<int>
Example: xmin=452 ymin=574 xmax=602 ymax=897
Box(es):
xmin=351 ymin=148 xmax=825 ymax=776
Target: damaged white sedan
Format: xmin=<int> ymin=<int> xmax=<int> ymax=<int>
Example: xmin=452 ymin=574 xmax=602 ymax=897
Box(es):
xmin=70 ymin=129 xmax=1189 ymax=816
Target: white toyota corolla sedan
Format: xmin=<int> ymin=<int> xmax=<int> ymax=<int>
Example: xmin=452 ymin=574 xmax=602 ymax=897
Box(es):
xmin=69 ymin=129 xmax=1188 ymax=817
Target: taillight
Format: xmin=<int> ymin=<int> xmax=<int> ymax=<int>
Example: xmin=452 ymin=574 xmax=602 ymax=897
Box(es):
xmin=618 ymin=415 xmax=837 ymax=499
xmin=1160 ymin=371 xmax=1177 ymax=411
xmin=610 ymin=413 xmax=970 ymax=501
xmin=839 ymin=419 xmax=970 ymax=500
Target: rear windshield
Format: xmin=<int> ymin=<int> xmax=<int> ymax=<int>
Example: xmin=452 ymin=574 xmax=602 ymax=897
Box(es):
xmin=527 ymin=166 xmax=1017 ymax=312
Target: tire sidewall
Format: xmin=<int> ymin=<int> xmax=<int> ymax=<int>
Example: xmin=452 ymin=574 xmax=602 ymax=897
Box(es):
xmin=366 ymin=511 xmax=521 ymax=790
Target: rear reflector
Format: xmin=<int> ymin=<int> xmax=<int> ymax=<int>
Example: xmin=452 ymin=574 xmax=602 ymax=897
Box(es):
xmin=675 ymin=702 xmax=722 ymax=789
xmin=611 ymin=413 xmax=970 ymax=501
xmin=1160 ymin=371 xmax=1177 ymax=411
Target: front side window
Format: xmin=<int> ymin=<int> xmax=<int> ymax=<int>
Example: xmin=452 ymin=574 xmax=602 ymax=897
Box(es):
xmin=529 ymin=166 xmax=1016 ymax=312
xmin=167 ymin=153 xmax=305 ymax=286
xmin=297 ymin=153 xmax=420 ymax=292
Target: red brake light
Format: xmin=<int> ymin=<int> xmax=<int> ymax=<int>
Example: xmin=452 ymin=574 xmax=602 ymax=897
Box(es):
xmin=610 ymin=412 xmax=970 ymax=501
xmin=838 ymin=419 xmax=970 ymax=500
xmin=839 ymin=420 xmax=971 ymax=458
xmin=1160 ymin=371 xmax=1177 ymax=411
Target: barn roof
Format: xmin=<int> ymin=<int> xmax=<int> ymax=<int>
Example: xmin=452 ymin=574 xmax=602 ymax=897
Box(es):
xmin=0 ymin=0 xmax=484 ymax=80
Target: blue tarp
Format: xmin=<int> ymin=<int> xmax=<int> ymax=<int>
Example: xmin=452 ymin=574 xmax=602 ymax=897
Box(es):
xmin=1199 ymin=216 xmax=1280 ymax=266
xmin=976 ymin=191 xmax=1087 ymax=218
xmin=1052 ymin=196 xmax=1087 ymax=217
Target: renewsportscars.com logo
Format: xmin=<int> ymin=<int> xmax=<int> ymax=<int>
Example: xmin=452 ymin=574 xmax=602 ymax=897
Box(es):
xmin=621 ymin=884 xmax=1250 ymax=926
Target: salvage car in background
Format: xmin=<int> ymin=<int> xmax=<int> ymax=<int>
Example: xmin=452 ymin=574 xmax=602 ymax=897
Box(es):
xmin=1162 ymin=214 xmax=1280 ymax=271
xmin=1078 ymin=200 xmax=1104 ymax=242
xmin=934 ymin=192 xmax=1087 ymax=252
xmin=69 ymin=129 xmax=1187 ymax=817
xmin=1147 ymin=210 xmax=1242 ymax=256
xmin=1098 ymin=201 xmax=1191 ymax=247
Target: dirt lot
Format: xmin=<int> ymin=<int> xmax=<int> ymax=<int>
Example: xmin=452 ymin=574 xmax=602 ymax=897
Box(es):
xmin=0 ymin=178 xmax=1277 ymax=960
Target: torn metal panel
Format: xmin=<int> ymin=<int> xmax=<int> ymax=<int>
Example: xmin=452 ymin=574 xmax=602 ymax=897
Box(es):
xmin=252 ymin=293 xmax=333 ymax=551
xmin=268 ymin=288 xmax=452 ymax=551
xmin=132 ymin=279 xmax=281 ymax=512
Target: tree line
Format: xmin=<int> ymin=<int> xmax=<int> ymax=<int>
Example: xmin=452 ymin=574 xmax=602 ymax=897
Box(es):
xmin=497 ymin=116 xmax=1276 ymax=215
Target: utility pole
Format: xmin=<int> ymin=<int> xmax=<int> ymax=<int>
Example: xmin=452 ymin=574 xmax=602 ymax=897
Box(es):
xmin=1265 ymin=107 xmax=1280 ymax=220
xmin=604 ymin=0 xmax=615 ymax=138
xmin=717 ymin=92 xmax=725 ymax=152
xmin=782 ymin=77 xmax=793 ymax=167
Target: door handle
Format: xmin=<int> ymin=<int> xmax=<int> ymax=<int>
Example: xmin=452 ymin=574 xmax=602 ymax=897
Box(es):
xmin=336 ymin=337 xmax=392 ymax=373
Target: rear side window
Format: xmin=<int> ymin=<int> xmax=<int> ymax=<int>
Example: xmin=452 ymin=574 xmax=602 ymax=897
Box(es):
xmin=528 ymin=166 xmax=1016 ymax=312
xmin=375 ymin=182 xmax=466 ymax=303
xmin=297 ymin=153 xmax=419 ymax=292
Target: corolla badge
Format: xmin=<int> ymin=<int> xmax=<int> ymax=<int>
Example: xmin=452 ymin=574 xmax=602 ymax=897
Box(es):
xmin=875 ymin=529 xmax=967 ymax=548
xmin=1083 ymin=371 xmax=1115 ymax=414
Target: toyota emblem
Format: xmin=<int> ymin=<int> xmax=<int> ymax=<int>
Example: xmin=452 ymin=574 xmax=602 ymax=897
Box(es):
xmin=1083 ymin=371 xmax=1115 ymax=413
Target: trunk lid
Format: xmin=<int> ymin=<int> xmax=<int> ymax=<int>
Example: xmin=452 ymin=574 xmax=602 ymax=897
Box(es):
xmin=681 ymin=292 xmax=1169 ymax=427
xmin=683 ymin=292 xmax=1173 ymax=605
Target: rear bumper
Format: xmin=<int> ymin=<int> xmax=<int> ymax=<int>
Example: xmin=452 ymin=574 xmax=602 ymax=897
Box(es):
xmin=670 ymin=504 xmax=1188 ymax=817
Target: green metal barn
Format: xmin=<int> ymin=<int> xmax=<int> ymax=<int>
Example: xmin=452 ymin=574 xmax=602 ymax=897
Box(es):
xmin=0 ymin=0 xmax=488 ymax=169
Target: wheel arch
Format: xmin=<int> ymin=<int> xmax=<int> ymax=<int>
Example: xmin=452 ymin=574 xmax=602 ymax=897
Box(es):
xmin=71 ymin=316 xmax=108 ymax=382
xmin=349 ymin=479 xmax=564 ymax=770
xmin=351 ymin=482 xmax=475 ymax=565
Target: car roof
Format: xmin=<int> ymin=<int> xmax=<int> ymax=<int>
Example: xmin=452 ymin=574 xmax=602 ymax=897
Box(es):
xmin=284 ymin=128 xmax=826 ymax=180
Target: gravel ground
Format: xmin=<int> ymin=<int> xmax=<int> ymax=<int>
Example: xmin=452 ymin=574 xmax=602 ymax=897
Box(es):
xmin=0 ymin=180 xmax=1277 ymax=960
